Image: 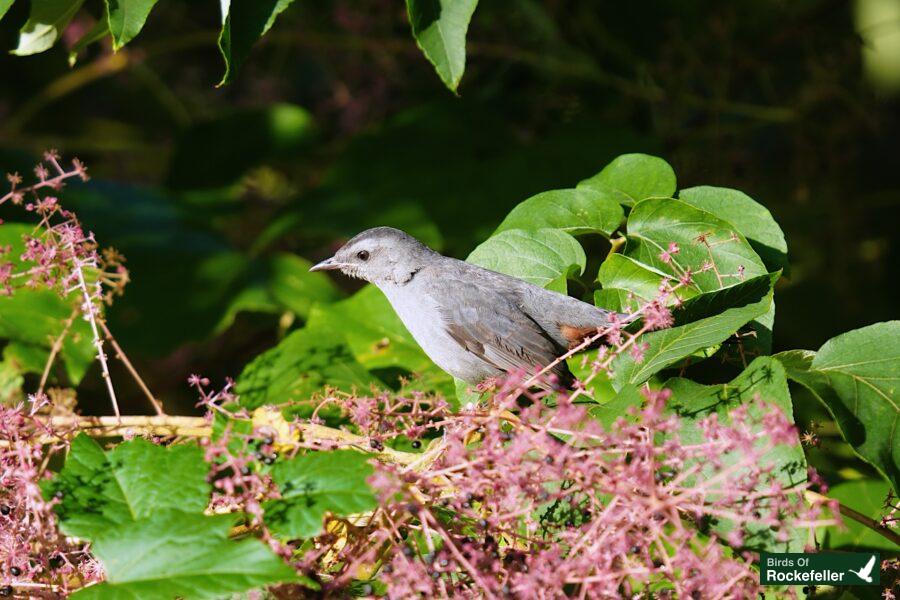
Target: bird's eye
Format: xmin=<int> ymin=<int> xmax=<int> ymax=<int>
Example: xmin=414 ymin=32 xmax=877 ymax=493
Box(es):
xmin=356 ymin=250 xmax=370 ymax=261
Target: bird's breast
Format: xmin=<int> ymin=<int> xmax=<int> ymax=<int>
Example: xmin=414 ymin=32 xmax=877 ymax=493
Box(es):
xmin=380 ymin=284 xmax=497 ymax=383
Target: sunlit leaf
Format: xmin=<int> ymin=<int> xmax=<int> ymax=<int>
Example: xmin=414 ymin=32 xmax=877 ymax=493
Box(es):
xmin=578 ymin=154 xmax=676 ymax=206
xmin=467 ymin=228 xmax=585 ymax=293
xmin=775 ymin=322 xmax=900 ymax=493
xmin=264 ymin=450 xmax=377 ymax=539
xmin=71 ymin=511 xmax=308 ymax=599
xmin=12 ymin=0 xmax=84 ymax=55
xmin=105 ymin=0 xmax=160 ymax=50
xmin=495 ymin=188 xmax=624 ymax=238
xmin=405 ymin=0 xmax=479 ymax=92
xmin=217 ymin=0 xmax=296 ymax=86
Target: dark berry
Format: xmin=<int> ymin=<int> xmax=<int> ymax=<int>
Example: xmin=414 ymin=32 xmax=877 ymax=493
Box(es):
xmin=9 ymin=567 xmax=20 ymax=577
xmin=262 ymin=436 xmax=274 ymax=446
xmin=262 ymin=455 xmax=276 ymax=465
xmin=0 ymin=586 xmax=11 ymax=597
xmin=411 ymin=440 xmax=422 ymax=449
xmin=0 ymin=505 xmax=9 ymax=516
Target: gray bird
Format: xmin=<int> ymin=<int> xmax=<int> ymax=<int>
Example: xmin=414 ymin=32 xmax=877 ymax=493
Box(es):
xmin=310 ymin=227 xmax=621 ymax=388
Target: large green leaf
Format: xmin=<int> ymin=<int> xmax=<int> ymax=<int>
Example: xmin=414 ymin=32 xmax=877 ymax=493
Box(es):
xmin=595 ymin=254 xmax=699 ymax=312
xmin=104 ymin=0 xmax=160 ymax=49
xmin=72 ymin=511 xmax=308 ymax=599
xmin=678 ymin=186 xmax=789 ymax=273
xmin=577 ymin=154 xmax=676 ymax=206
xmin=264 ymin=450 xmax=377 ymax=539
xmin=663 ymin=357 xmax=808 ymax=552
xmin=306 ymin=285 xmax=432 ymax=373
xmin=48 ymin=435 xmax=210 ymax=540
xmin=217 ymin=0 xmax=296 ymax=86
xmin=494 ymin=188 xmax=624 ymax=238
xmin=405 ymin=0 xmax=479 ymax=92
xmin=236 ymin=323 xmax=380 ymax=409
xmin=611 ymin=273 xmax=775 ymax=389
xmin=466 ymin=228 xmax=586 ymax=293
xmin=775 ymin=322 xmax=900 ymax=492
xmin=823 ymin=479 xmax=898 ymax=551
xmin=0 ymin=224 xmax=94 ymax=384
xmin=12 ymin=0 xmax=85 ymax=55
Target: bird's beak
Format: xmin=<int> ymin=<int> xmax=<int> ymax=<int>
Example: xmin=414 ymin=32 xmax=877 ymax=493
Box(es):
xmin=309 ymin=257 xmax=343 ymax=272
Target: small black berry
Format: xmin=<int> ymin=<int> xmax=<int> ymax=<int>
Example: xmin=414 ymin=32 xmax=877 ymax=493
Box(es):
xmin=411 ymin=440 xmax=422 ymax=449
xmin=0 ymin=505 xmax=9 ymax=516
xmin=9 ymin=567 xmax=20 ymax=577
xmin=0 ymin=586 xmax=11 ymax=597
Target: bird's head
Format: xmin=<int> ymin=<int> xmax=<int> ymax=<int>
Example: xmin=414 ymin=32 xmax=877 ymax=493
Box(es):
xmin=309 ymin=227 xmax=434 ymax=286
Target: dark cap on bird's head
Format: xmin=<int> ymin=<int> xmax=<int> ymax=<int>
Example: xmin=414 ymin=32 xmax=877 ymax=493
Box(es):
xmin=309 ymin=227 xmax=435 ymax=285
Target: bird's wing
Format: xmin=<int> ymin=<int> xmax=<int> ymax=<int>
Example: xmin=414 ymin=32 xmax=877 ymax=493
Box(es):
xmin=434 ymin=278 xmax=572 ymax=386
xmin=861 ymin=555 xmax=876 ymax=576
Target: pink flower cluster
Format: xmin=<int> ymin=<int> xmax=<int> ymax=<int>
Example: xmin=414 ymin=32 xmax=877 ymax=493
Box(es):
xmin=332 ymin=380 xmax=836 ymax=598
xmin=0 ymin=397 xmax=102 ymax=597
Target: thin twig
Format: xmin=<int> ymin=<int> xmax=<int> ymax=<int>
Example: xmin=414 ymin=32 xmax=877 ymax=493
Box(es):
xmin=805 ymin=490 xmax=900 ymax=547
xmin=99 ymin=320 xmax=165 ymax=415
xmin=38 ymin=308 xmax=78 ymax=394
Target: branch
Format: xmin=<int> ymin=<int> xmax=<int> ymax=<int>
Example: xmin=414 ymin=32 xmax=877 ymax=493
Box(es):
xmin=805 ymin=490 xmax=900 ymax=547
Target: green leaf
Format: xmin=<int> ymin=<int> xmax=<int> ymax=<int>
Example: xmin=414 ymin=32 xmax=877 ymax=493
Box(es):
xmin=236 ymin=323 xmax=380 ymax=409
xmin=823 ymin=479 xmax=897 ymax=551
xmin=494 ymin=188 xmax=624 ymax=238
xmin=595 ymin=254 xmax=699 ymax=312
xmin=217 ymin=0 xmax=296 ymax=86
xmin=466 ymin=228 xmax=586 ymax=293
xmin=0 ymin=224 xmax=95 ymax=384
xmin=405 ymin=0 xmax=479 ymax=92
xmin=775 ymin=322 xmax=900 ymax=493
xmin=68 ymin=11 xmax=110 ymax=66
xmin=104 ymin=0 xmax=159 ymax=50
xmin=623 ymin=198 xmax=767 ymax=293
xmin=307 ymin=285 xmax=432 ymax=371
xmin=0 ymin=0 xmax=15 ymax=22
xmin=588 ymin=383 xmax=643 ymax=429
xmin=611 ymin=273 xmax=775 ymax=389
xmin=49 ymin=435 xmax=211 ymax=540
xmin=578 ymin=154 xmax=676 ymax=206
xmin=71 ymin=511 xmax=308 ymax=599
xmin=679 ymin=186 xmax=789 ymax=273
xmin=264 ymin=450 xmax=377 ymax=539
xmin=12 ymin=0 xmax=85 ymax=55
xmin=663 ymin=357 xmax=808 ymax=552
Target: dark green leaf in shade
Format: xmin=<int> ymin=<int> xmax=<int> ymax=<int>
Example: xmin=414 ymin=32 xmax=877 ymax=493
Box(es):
xmin=467 ymin=228 xmax=586 ymax=293
xmin=48 ymin=435 xmax=211 ymax=540
xmin=12 ymin=0 xmax=84 ymax=55
xmin=611 ymin=273 xmax=775 ymax=389
xmin=663 ymin=357 xmax=808 ymax=552
xmin=235 ymin=323 xmax=380 ymax=409
xmin=775 ymin=322 xmax=899 ymax=493
xmin=68 ymin=10 xmax=110 ymax=66
xmin=679 ymin=186 xmax=789 ymax=273
xmin=71 ymin=511 xmax=309 ymax=599
xmin=217 ymin=0 xmax=296 ymax=86
xmin=405 ymin=0 xmax=479 ymax=92
xmin=577 ymin=153 xmax=676 ymax=206
xmin=494 ymin=187 xmax=624 ymax=238
xmin=104 ymin=0 xmax=159 ymax=50
xmin=264 ymin=450 xmax=377 ymax=539
xmin=168 ymin=103 xmax=314 ymax=189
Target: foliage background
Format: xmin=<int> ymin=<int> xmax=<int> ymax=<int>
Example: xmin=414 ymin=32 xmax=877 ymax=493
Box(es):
xmin=0 ymin=0 xmax=898 ymax=490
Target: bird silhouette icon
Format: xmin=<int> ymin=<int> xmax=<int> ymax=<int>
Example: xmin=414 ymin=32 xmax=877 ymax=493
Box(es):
xmin=848 ymin=555 xmax=876 ymax=583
